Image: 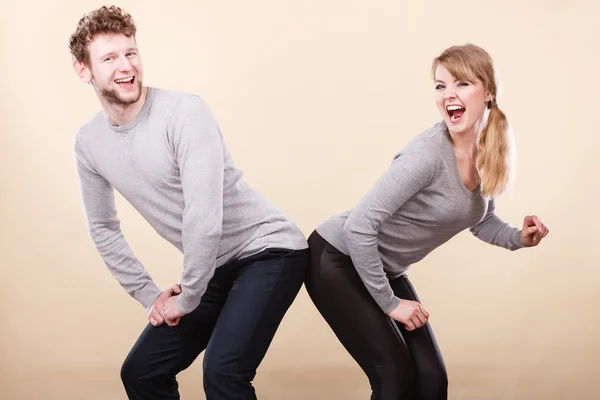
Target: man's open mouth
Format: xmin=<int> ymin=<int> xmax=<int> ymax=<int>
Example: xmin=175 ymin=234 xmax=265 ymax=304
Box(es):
xmin=115 ymin=76 xmax=135 ymax=88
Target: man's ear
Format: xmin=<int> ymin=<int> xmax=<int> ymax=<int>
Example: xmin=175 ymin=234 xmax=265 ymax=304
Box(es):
xmin=73 ymin=60 xmax=92 ymax=83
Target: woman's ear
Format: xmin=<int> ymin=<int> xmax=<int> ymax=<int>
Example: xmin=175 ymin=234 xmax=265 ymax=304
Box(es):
xmin=484 ymin=90 xmax=493 ymax=103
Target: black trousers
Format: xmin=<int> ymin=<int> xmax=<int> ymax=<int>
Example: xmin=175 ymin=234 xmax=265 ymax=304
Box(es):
xmin=120 ymin=247 xmax=309 ymax=400
xmin=305 ymin=231 xmax=447 ymax=400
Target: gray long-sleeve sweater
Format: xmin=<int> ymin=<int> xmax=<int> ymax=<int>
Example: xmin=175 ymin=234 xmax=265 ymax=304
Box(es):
xmin=316 ymin=121 xmax=523 ymax=314
xmin=74 ymin=87 xmax=308 ymax=314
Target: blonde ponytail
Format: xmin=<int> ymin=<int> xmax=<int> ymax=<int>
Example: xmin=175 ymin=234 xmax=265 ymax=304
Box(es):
xmin=476 ymin=102 xmax=515 ymax=197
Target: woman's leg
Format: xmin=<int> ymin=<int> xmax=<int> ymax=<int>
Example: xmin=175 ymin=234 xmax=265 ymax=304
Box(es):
xmin=305 ymin=231 xmax=415 ymax=400
xmin=390 ymin=276 xmax=448 ymax=399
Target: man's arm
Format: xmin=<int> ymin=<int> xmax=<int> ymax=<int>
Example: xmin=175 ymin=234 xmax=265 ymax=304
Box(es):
xmin=168 ymin=97 xmax=225 ymax=315
xmin=74 ymin=141 xmax=162 ymax=312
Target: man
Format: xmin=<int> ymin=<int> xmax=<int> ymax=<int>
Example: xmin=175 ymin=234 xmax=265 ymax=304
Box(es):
xmin=69 ymin=6 xmax=309 ymax=399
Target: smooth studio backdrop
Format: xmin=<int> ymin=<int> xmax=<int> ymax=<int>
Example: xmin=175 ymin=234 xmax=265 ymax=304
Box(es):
xmin=1 ymin=1 xmax=598 ymax=399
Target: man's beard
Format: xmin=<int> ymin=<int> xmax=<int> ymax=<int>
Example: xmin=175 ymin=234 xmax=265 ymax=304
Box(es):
xmin=96 ymin=78 xmax=143 ymax=106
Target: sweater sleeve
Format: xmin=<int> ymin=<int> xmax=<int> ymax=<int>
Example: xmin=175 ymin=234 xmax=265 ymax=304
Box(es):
xmin=469 ymin=198 xmax=523 ymax=250
xmin=343 ymin=140 xmax=440 ymax=314
xmin=168 ymin=97 xmax=225 ymax=314
xmin=74 ymin=140 xmax=162 ymax=312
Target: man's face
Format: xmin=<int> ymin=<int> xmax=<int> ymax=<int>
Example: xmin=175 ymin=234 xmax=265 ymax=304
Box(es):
xmin=80 ymin=33 xmax=144 ymax=106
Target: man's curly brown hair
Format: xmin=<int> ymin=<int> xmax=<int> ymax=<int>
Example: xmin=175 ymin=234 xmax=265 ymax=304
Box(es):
xmin=69 ymin=5 xmax=137 ymax=66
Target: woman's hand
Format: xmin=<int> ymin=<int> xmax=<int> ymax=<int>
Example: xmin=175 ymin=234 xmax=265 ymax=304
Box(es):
xmin=387 ymin=299 xmax=429 ymax=331
xmin=520 ymin=215 xmax=550 ymax=247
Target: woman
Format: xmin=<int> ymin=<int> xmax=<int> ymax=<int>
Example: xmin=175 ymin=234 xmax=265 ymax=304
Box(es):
xmin=305 ymin=44 xmax=549 ymax=400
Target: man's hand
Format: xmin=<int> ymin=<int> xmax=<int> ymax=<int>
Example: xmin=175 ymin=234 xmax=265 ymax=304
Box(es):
xmin=147 ymin=284 xmax=181 ymax=327
xmin=162 ymin=296 xmax=185 ymax=327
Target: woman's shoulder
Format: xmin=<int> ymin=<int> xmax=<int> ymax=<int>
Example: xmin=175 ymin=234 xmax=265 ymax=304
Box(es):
xmin=392 ymin=121 xmax=448 ymax=161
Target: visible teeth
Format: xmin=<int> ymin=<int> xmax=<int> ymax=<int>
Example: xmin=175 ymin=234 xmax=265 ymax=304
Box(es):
xmin=115 ymin=77 xmax=133 ymax=83
xmin=446 ymin=105 xmax=464 ymax=111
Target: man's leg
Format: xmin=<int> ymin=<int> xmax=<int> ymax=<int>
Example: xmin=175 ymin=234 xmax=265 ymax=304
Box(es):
xmin=120 ymin=264 xmax=239 ymax=400
xmin=202 ymin=248 xmax=309 ymax=400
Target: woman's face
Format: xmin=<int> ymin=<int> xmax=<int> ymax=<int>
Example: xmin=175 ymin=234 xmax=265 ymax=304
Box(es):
xmin=434 ymin=64 xmax=492 ymax=136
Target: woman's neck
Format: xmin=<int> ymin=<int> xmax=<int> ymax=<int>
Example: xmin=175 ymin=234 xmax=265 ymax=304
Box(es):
xmin=449 ymin=127 xmax=478 ymax=158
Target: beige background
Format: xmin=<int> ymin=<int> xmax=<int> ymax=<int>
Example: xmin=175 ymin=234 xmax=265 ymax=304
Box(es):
xmin=1 ymin=0 xmax=599 ymax=399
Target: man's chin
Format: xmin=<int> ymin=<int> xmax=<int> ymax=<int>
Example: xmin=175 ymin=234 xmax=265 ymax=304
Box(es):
xmin=101 ymin=86 xmax=143 ymax=106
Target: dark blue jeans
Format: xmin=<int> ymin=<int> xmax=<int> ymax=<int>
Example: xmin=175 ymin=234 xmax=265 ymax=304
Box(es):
xmin=120 ymin=247 xmax=309 ymax=400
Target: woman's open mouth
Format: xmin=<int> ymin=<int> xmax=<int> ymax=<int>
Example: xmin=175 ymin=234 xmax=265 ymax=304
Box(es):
xmin=446 ymin=104 xmax=465 ymax=123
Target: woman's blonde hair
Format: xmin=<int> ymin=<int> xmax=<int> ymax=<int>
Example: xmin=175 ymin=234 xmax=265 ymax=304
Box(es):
xmin=432 ymin=44 xmax=515 ymax=197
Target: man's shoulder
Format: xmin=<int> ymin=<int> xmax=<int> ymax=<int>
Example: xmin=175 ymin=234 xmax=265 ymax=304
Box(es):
xmin=74 ymin=111 xmax=105 ymax=150
xmin=150 ymin=87 xmax=210 ymax=117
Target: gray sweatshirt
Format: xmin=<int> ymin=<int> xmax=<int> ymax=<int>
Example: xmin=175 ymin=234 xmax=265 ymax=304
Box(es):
xmin=316 ymin=121 xmax=523 ymax=314
xmin=74 ymin=87 xmax=308 ymax=314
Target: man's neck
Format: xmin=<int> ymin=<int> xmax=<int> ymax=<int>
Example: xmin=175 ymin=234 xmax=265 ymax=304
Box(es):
xmin=101 ymin=86 xmax=148 ymax=126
